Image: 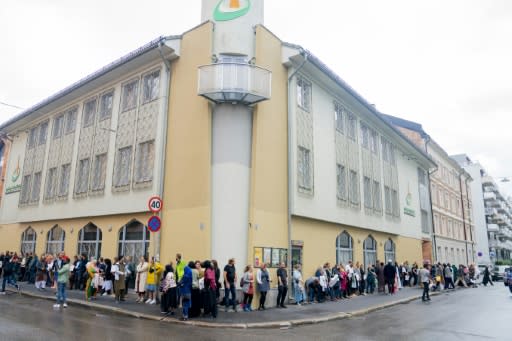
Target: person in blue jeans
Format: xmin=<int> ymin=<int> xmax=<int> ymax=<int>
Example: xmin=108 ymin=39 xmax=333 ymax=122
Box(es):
xmin=223 ymin=258 xmax=238 ymax=312
xmin=54 ymin=256 xmax=70 ymax=309
xmin=1 ymin=256 xmax=20 ymax=294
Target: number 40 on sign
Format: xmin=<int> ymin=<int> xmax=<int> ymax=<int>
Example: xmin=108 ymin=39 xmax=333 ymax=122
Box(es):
xmin=148 ymin=196 xmax=163 ymax=213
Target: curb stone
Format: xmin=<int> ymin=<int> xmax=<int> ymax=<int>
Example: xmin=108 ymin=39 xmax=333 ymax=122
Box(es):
xmin=10 ymin=288 xmax=444 ymax=329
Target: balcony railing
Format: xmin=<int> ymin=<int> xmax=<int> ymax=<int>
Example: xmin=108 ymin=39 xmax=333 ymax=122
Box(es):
xmin=198 ymin=63 xmax=272 ymax=105
xmin=484 ymin=192 xmax=497 ymax=201
xmin=488 ymin=223 xmax=499 ymax=232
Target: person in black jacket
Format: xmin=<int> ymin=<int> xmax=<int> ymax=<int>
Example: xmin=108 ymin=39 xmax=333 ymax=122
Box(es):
xmin=383 ymin=260 xmax=396 ymax=295
xmin=1 ymin=255 xmax=20 ymax=294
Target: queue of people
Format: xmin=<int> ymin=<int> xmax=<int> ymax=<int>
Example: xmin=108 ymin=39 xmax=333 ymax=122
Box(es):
xmin=2 ymin=250 xmax=510 ymax=320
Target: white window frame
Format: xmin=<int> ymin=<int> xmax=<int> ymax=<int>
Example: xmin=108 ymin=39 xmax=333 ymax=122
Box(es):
xmin=297 ymin=146 xmax=312 ymax=191
xmin=77 ymin=224 xmax=102 ymax=259
xmin=336 ymin=164 xmax=347 ymax=201
xmin=30 ymin=172 xmax=42 ymax=203
xmin=28 ymin=126 xmax=38 ymax=149
xmin=91 ymin=153 xmax=107 ymax=191
xmin=135 ymin=140 xmax=155 ymax=183
xmin=20 ymin=174 xmax=32 ymax=204
xmin=58 ymin=163 xmax=71 ymax=197
xmin=65 ymin=107 xmax=78 ymax=134
xmin=46 ymin=226 xmax=65 ymax=254
xmin=121 ymin=79 xmax=139 ymax=112
xmin=296 ymin=76 xmax=311 ymax=112
xmin=20 ymin=227 xmax=37 ymax=256
xmin=391 ymin=189 xmax=399 ymax=217
xmin=53 ymin=114 xmax=64 ymax=139
xmin=114 ymin=146 xmax=133 ymax=187
xmin=349 ymin=169 xmax=360 ymax=205
xmin=142 ymin=70 xmax=160 ymax=104
xmin=44 ymin=167 xmax=57 ymax=200
xmin=363 ymin=176 xmax=372 ymax=208
xmin=82 ymin=98 xmax=97 ymax=128
xmin=360 ymin=123 xmax=369 ymax=149
xmin=99 ymin=90 xmax=114 ymax=121
xmin=75 ymin=158 xmax=90 ymax=194
xmin=39 ymin=121 xmax=49 ymax=145
xmin=384 ymin=239 xmax=396 ymax=263
xmin=373 ymin=180 xmax=382 ymax=212
xmin=336 ymin=232 xmax=353 ymax=265
xmin=334 ymin=102 xmax=344 ymax=134
xmin=347 ymin=113 xmax=357 ymax=141
xmin=363 ymin=236 xmax=377 ymax=268
xmin=384 ymin=185 xmax=392 ymax=215
xmin=370 ymin=129 xmax=379 ymax=155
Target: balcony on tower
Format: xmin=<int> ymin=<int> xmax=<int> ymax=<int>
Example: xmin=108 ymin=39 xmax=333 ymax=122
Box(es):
xmin=198 ymin=62 xmax=272 ymax=105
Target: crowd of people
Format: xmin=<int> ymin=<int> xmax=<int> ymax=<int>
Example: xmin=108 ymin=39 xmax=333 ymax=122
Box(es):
xmin=1 ymin=250 xmax=509 ymax=320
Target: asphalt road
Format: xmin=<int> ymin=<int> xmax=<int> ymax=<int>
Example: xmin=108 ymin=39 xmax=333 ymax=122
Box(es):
xmin=0 ymin=284 xmax=510 ymax=341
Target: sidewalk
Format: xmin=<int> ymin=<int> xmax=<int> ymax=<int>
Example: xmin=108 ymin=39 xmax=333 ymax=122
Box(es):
xmin=8 ymin=283 xmax=442 ymax=329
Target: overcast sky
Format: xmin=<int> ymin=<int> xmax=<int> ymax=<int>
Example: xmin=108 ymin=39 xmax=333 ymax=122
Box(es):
xmin=1 ymin=0 xmax=511 ymax=195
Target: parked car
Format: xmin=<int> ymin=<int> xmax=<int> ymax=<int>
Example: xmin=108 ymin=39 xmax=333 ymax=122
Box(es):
xmin=492 ymin=265 xmax=509 ymax=281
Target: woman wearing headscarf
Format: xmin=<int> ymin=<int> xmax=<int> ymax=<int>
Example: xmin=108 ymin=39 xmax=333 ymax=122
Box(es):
xmin=203 ymin=260 xmax=218 ymax=318
xmin=179 ymin=263 xmax=193 ymax=321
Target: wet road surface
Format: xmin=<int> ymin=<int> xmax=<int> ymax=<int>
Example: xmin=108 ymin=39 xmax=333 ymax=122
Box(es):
xmin=0 ymin=284 xmax=510 ymax=340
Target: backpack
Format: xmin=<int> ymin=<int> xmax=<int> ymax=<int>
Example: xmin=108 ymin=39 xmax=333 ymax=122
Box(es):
xmin=240 ymin=276 xmax=245 ymax=287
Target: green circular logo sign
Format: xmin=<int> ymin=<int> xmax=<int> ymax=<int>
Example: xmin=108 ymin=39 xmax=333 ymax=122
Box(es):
xmin=214 ymin=0 xmax=251 ymax=21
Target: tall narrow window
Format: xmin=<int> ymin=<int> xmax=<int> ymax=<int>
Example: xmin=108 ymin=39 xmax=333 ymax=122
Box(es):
xmin=135 ymin=141 xmax=155 ymax=183
xmin=336 ymin=164 xmax=347 ymax=200
xmin=360 ymin=123 xmax=369 ymax=149
xmin=77 ymin=223 xmax=102 ymax=259
xmin=20 ymin=175 xmax=32 ymax=204
xmin=384 ymin=185 xmax=392 ymax=214
xmin=347 ymin=113 xmax=357 ymax=141
xmin=58 ymin=163 xmax=71 ymax=197
xmin=334 ymin=102 xmax=344 ymax=133
xmin=349 ymin=170 xmax=359 ymax=204
xmin=363 ymin=176 xmax=372 ymax=208
xmin=114 ymin=146 xmax=133 ymax=187
xmin=370 ymin=130 xmax=379 ymax=155
xmin=65 ymin=108 xmax=77 ymax=134
xmin=373 ymin=180 xmax=382 ymax=212
xmin=121 ymin=79 xmax=139 ymax=112
xmin=142 ymin=70 xmax=160 ymax=103
xmin=336 ymin=232 xmax=353 ymax=265
xmin=39 ymin=121 xmax=49 ymax=145
xmin=91 ymin=154 xmax=107 ymax=191
xmin=46 ymin=225 xmax=65 ymax=255
xmin=389 ymin=144 xmax=396 ymax=165
xmin=384 ymin=239 xmax=396 ymax=263
xmin=53 ymin=114 xmax=64 ymax=139
xmin=75 ymin=158 xmax=90 ymax=194
xmin=391 ymin=189 xmax=399 ymax=216
xmin=82 ymin=99 xmax=97 ymax=128
xmin=21 ymin=227 xmax=37 ymax=255
xmin=296 ymin=77 xmax=311 ymax=111
xmin=28 ymin=126 xmax=38 ymax=149
xmin=363 ymin=236 xmax=377 ymax=268
xmin=30 ymin=172 xmax=42 ymax=203
xmin=118 ymin=220 xmax=150 ymax=262
xmin=99 ymin=91 xmax=114 ymax=121
xmin=44 ymin=167 xmax=57 ymax=200
xmin=297 ymin=146 xmax=312 ymax=191
xmin=382 ymin=138 xmax=389 ymax=162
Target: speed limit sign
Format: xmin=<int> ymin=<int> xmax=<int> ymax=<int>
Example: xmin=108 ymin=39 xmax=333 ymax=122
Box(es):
xmin=148 ymin=196 xmax=163 ymax=213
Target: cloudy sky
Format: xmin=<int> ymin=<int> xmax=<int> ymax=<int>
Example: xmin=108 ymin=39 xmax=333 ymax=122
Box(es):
xmin=1 ymin=0 xmax=511 ymax=194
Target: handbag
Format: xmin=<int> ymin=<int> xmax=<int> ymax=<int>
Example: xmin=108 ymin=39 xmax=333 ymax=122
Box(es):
xmin=435 ymin=275 xmax=441 ymax=282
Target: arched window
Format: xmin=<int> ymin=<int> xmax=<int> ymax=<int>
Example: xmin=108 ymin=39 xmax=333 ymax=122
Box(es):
xmin=21 ymin=226 xmax=37 ymax=255
xmin=77 ymin=223 xmax=102 ymax=259
xmin=363 ymin=235 xmax=377 ymax=268
xmin=118 ymin=219 xmax=150 ymax=262
xmin=384 ymin=239 xmax=395 ymax=263
xmin=336 ymin=231 xmax=353 ymax=266
xmin=46 ymin=225 xmax=65 ymax=255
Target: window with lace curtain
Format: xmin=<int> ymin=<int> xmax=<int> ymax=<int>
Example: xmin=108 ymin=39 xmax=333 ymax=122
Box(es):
xmin=58 ymin=163 xmax=71 ymax=197
xmin=82 ymin=99 xmax=97 ymax=128
xmin=99 ymin=91 xmax=114 ymax=121
xmin=142 ymin=70 xmax=160 ymax=104
xmin=30 ymin=172 xmax=42 ymax=203
xmin=114 ymin=146 xmax=132 ymax=187
xmin=75 ymin=158 xmax=90 ymax=194
xmin=91 ymin=153 xmax=107 ymax=191
xmin=121 ymin=79 xmax=139 ymax=112
xmin=135 ymin=141 xmax=154 ymax=183
xmin=44 ymin=167 xmax=57 ymax=200
xmin=21 ymin=227 xmax=37 ymax=255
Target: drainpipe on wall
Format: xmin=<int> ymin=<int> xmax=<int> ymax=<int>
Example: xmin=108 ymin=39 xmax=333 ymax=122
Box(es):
xmin=287 ymin=50 xmax=308 ymax=301
xmin=153 ymin=40 xmax=172 ymax=261
xmin=424 ymin=135 xmax=438 ymax=262
xmin=459 ymin=173 xmax=470 ymax=265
